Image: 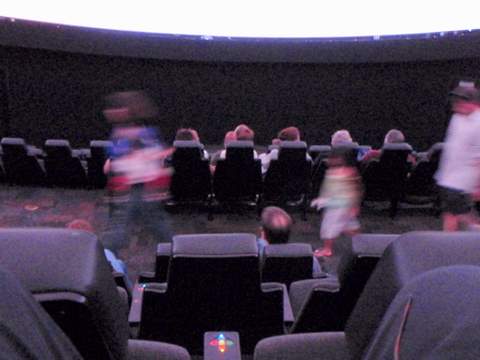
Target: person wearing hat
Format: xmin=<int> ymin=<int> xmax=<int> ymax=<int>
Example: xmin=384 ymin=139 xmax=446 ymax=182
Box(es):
xmin=435 ymin=83 xmax=480 ymax=231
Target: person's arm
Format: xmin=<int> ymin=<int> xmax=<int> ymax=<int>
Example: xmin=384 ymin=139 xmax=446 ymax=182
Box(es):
xmin=103 ymin=158 xmax=111 ymax=175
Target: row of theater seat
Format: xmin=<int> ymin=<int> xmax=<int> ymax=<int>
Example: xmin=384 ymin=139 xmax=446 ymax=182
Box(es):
xmin=0 ymin=137 xmax=111 ymax=188
xmin=171 ymin=140 xmax=443 ymax=219
xmin=0 ymin=137 xmax=442 ymax=221
xmin=2 ymin=228 xmax=478 ymax=358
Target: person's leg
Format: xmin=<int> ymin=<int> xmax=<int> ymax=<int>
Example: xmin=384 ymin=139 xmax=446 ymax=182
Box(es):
xmin=314 ymin=208 xmax=342 ymax=257
xmin=314 ymin=238 xmax=334 ymax=257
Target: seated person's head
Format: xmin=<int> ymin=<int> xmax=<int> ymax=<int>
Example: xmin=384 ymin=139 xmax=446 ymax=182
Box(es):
xmin=260 ymin=206 xmax=293 ymax=244
xmin=234 ymin=124 xmax=255 ymax=141
xmin=224 ymin=131 xmax=237 ymax=146
xmin=384 ymin=129 xmax=405 ymax=144
xmin=175 ymin=128 xmax=199 ymax=141
xmin=331 ymin=129 xmax=353 ymax=146
xmin=278 ymin=126 xmax=301 ymax=141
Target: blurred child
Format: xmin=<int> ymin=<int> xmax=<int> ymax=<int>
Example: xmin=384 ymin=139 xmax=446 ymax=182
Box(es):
xmin=311 ymin=149 xmax=362 ymax=257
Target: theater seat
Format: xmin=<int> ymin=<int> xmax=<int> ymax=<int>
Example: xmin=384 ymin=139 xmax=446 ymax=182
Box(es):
xmin=44 ymin=139 xmax=88 ymax=187
xmin=88 ymin=140 xmax=112 ymax=188
xmin=256 ymin=265 xmax=480 ymax=360
xmin=263 ymin=141 xmax=312 ymax=219
xmin=0 ymin=228 xmax=191 ymax=360
xmin=261 ymin=243 xmax=316 ymax=287
xmin=254 ymin=231 xmax=480 ymax=360
xmin=213 ymin=141 xmax=263 ymax=214
xmin=169 ymin=140 xmax=212 ymax=206
xmin=288 ymin=234 xmax=397 ymax=333
xmin=362 ymin=142 xmax=413 ymax=217
xmin=133 ymin=233 xmax=288 ymax=354
xmin=1 ymin=137 xmax=46 ymax=185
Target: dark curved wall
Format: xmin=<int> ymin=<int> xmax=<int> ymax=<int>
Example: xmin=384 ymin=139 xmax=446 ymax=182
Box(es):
xmin=1 ymin=44 xmax=479 ymax=150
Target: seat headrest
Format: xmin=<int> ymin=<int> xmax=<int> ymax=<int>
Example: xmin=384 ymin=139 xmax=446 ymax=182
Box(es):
xmin=172 ymin=233 xmax=258 ymax=257
xmin=90 ymin=140 xmax=113 ymax=148
xmin=226 ymin=141 xmax=254 ymax=149
xmin=173 ymin=140 xmax=205 ymax=149
xmin=382 ymin=142 xmax=412 ymax=151
xmin=1 ymin=137 xmax=26 ymax=146
xmin=279 ymin=141 xmax=307 ymax=149
xmin=309 ymin=145 xmax=331 ymax=152
xmin=45 ymin=139 xmax=71 ymax=148
xmin=351 ymin=234 xmax=399 ymax=257
xmin=264 ymin=243 xmax=313 ymax=258
xmin=332 ymin=142 xmax=359 ymax=149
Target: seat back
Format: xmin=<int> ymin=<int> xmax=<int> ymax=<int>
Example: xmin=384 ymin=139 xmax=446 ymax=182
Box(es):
xmin=0 ymin=228 xmax=129 ymax=360
xmin=261 ymin=243 xmax=313 ymax=287
xmin=88 ymin=140 xmax=112 ymax=188
xmin=346 ymin=231 xmax=480 ymax=359
xmin=363 ymin=142 xmax=412 ymax=200
xmin=263 ymin=141 xmax=311 ymax=201
xmin=45 ymin=139 xmax=87 ymax=187
xmin=308 ymin=145 xmax=331 ymax=162
xmin=1 ymin=137 xmax=45 ymax=185
xmin=170 ymin=141 xmax=211 ymax=201
xmin=213 ymin=141 xmax=262 ymax=201
xmin=291 ymin=234 xmax=397 ymax=333
xmin=139 ymin=233 xmax=284 ymax=354
xmin=363 ymin=265 xmax=480 ymax=360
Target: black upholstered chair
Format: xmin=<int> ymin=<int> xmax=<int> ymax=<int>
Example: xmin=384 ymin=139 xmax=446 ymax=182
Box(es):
xmin=213 ymin=141 xmax=263 ymax=213
xmin=133 ymin=233 xmax=288 ymax=354
xmin=263 ymin=141 xmax=312 ymax=219
xmin=1 ymin=137 xmax=45 ymax=185
xmin=261 ymin=243 xmax=316 ymax=287
xmin=288 ymin=234 xmax=398 ymax=333
xmin=88 ymin=140 xmax=112 ymax=188
xmin=44 ymin=139 xmax=88 ymax=187
xmin=0 ymin=228 xmax=191 ymax=360
xmin=255 ymin=231 xmax=480 ymax=360
xmin=405 ymin=142 xmax=443 ymax=211
xmin=169 ymin=140 xmax=212 ymax=205
xmin=362 ymin=142 xmax=413 ymax=217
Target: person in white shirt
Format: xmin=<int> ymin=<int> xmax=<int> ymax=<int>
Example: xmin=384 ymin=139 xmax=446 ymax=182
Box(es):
xmin=260 ymin=126 xmax=311 ymax=174
xmin=435 ymin=84 xmax=480 ymax=231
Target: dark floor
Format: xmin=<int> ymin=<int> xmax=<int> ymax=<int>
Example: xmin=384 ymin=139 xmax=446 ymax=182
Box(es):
xmin=0 ymin=185 xmax=442 ymax=281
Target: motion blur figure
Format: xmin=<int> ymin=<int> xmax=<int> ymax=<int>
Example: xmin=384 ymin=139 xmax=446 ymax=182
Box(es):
xmin=435 ymin=84 xmax=480 ymax=231
xmin=102 ymin=91 xmax=174 ymax=252
xmin=311 ymin=148 xmax=362 ymax=257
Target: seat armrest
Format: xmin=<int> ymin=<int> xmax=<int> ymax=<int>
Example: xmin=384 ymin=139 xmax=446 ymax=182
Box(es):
xmin=129 ymin=283 xmax=167 ymax=326
xmin=138 ymin=271 xmax=156 ymax=283
xmin=262 ymin=282 xmax=294 ymax=324
xmin=128 ymin=339 xmax=191 ymax=360
xmin=254 ymin=332 xmax=347 ymax=360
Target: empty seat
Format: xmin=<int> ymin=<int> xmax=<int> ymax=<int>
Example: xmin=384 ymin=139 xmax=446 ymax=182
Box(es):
xmin=288 ymin=234 xmax=398 ymax=333
xmin=263 ymin=141 xmax=312 ymax=219
xmin=254 ymin=231 xmax=480 ymax=360
xmin=255 ymin=265 xmax=480 ymax=360
xmin=1 ymin=137 xmax=45 ymax=185
xmin=261 ymin=243 xmax=315 ymax=287
xmin=0 ymin=266 xmax=82 ymax=359
xmin=44 ymin=139 xmax=88 ymax=187
xmin=0 ymin=228 xmax=191 ymax=360
xmin=88 ymin=140 xmax=112 ymax=188
xmin=134 ymin=233 xmax=287 ymax=354
xmin=169 ymin=140 xmax=212 ymax=203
